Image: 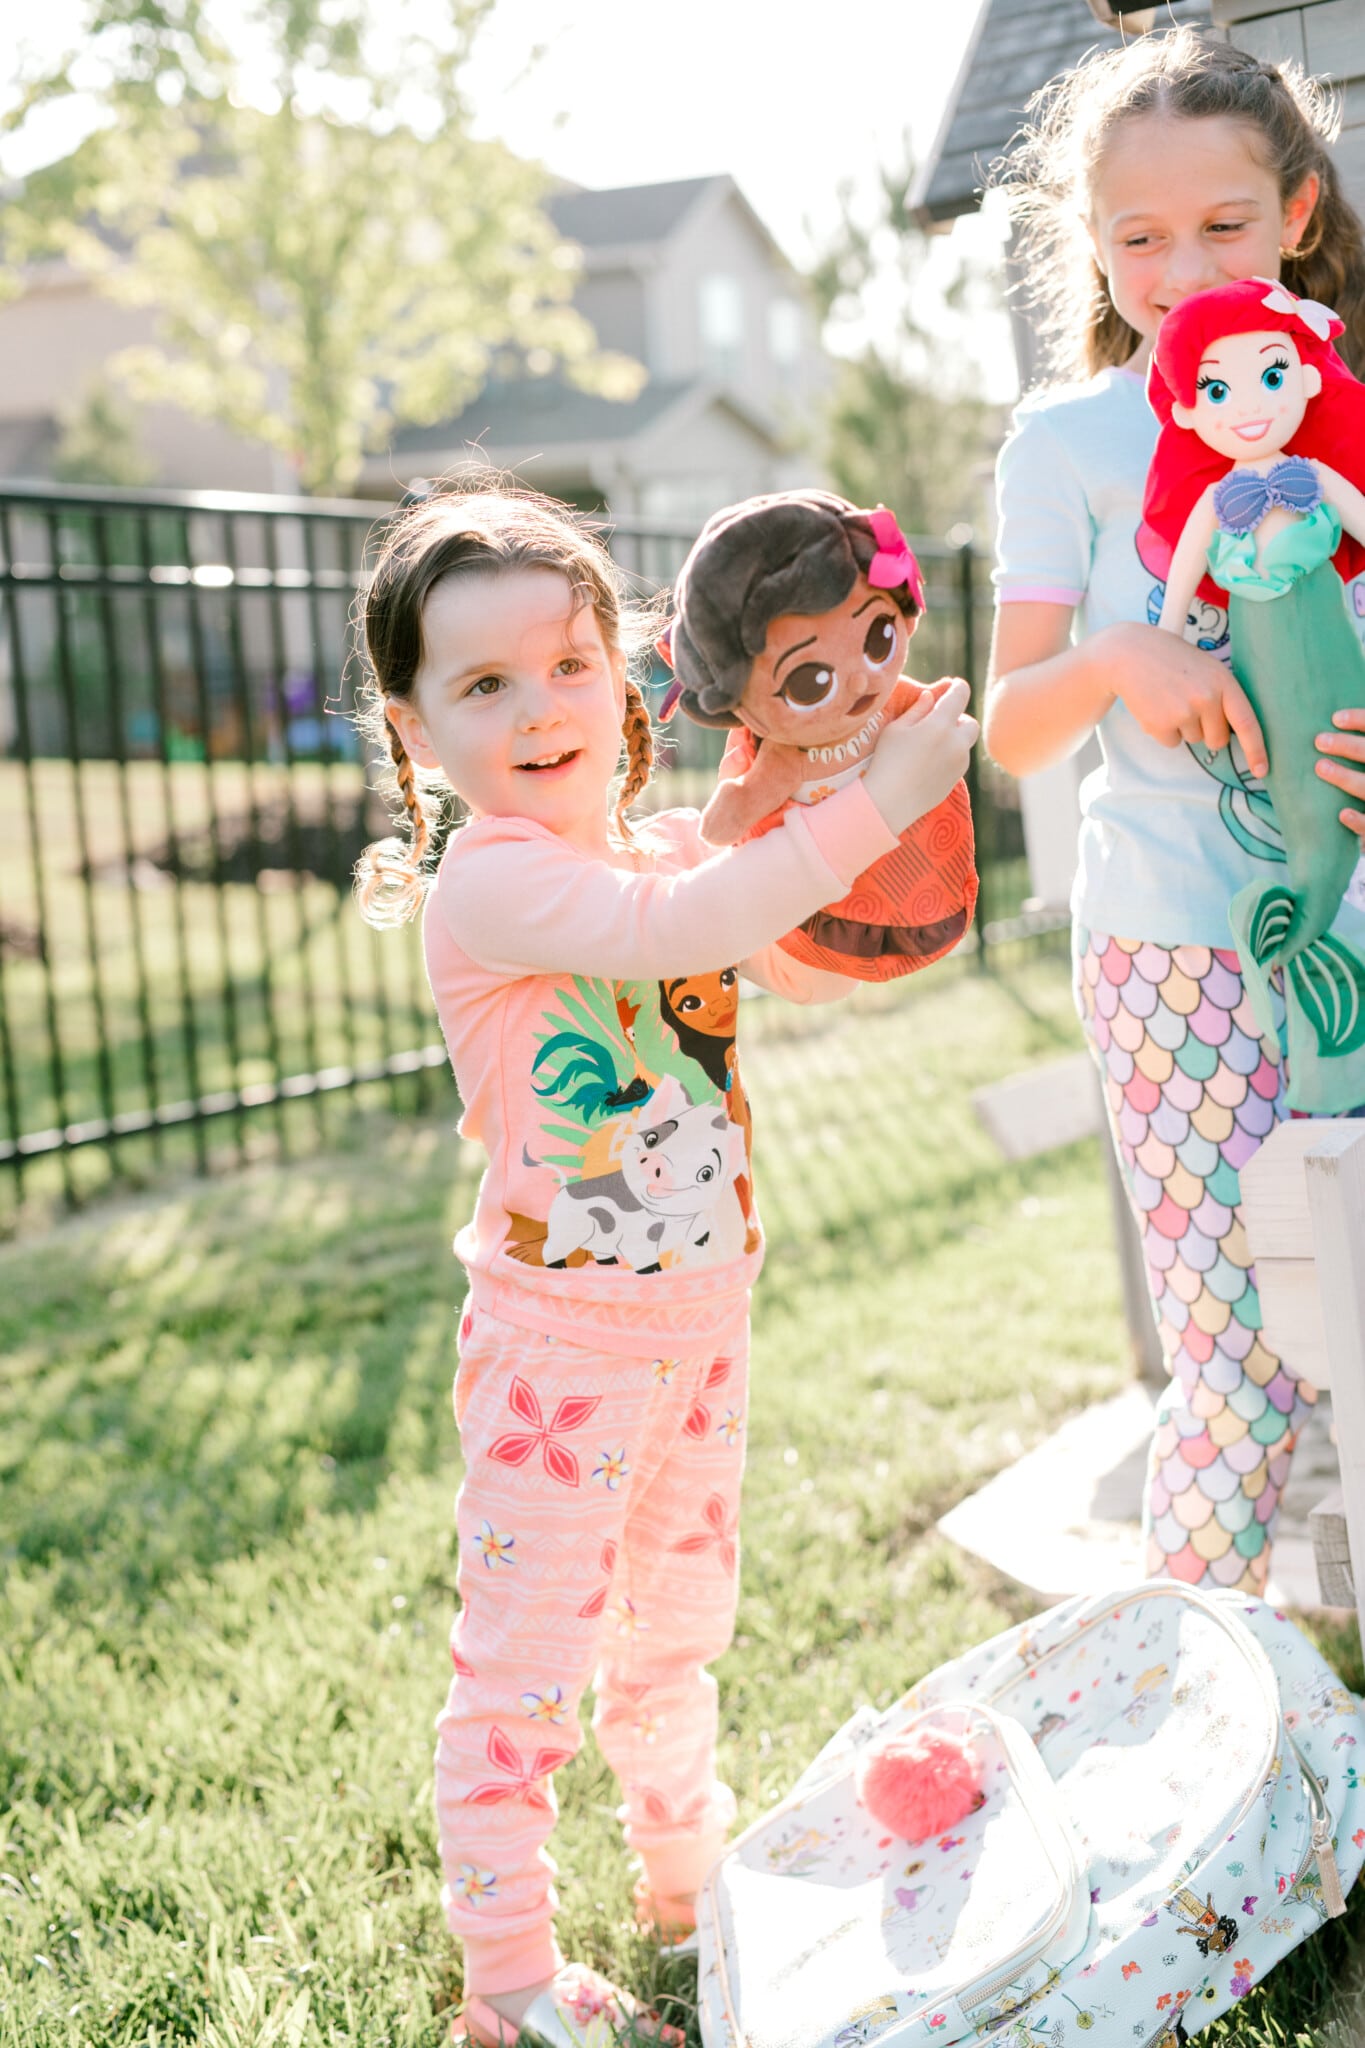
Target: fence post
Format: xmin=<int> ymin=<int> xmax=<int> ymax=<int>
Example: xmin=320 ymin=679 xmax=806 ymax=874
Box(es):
xmin=956 ymin=535 xmax=988 ymax=968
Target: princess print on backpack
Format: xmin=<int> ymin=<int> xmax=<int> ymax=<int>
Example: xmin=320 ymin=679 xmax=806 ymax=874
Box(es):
xmin=696 ymin=1585 xmax=1365 ymax=2048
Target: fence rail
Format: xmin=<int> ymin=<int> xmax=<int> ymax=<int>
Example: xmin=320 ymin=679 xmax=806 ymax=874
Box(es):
xmin=0 ymin=479 xmax=1049 ymax=1217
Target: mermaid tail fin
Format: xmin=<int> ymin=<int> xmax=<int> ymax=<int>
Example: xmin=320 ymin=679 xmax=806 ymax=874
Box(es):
xmin=1230 ymin=879 xmax=1365 ymax=1111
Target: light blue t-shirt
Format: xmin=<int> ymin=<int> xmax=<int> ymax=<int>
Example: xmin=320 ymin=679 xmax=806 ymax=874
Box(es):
xmin=993 ymin=364 xmax=1365 ymax=947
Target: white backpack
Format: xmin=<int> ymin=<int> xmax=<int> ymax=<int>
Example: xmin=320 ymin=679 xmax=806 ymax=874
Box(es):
xmin=696 ymin=1583 xmax=1364 ymax=2048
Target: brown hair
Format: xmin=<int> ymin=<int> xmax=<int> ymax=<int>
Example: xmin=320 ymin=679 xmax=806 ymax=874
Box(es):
xmin=353 ymin=483 xmax=656 ymax=927
xmin=1000 ymin=26 xmax=1365 ymax=383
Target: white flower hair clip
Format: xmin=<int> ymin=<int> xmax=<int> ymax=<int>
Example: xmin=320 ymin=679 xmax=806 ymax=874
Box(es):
xmin=1256 ymin=277 xmax=1340 ymax=340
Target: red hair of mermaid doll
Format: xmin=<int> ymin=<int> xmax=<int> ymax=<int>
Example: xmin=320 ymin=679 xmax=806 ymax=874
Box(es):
xmin=1137 ymin=277 xmax=1365 ymax=603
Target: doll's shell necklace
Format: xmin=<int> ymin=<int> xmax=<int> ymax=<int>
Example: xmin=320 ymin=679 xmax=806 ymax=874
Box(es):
xmin=801 ymin=706 xmax=885 ymax=768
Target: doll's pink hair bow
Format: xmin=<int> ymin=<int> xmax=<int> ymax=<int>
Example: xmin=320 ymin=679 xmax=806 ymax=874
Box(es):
xmin=866 ymin=506 xmax=925 ymax=610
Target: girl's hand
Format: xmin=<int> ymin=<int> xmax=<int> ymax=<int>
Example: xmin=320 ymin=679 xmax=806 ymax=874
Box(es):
xmin=1100 ymin=621 xmax=1268 ymax=777
xmin=863 ymin=676 xmax=978 ymax=833
xmin=1315 ymin=709 xmax=1365 ymax=838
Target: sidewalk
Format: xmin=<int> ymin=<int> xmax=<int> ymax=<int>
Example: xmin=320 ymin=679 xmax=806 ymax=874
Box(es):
xmin=939 ymin=1382 xmax=1341 ymax=1611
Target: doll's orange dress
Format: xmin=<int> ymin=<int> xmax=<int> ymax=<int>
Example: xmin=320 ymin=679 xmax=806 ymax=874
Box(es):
xmin=720 ymin=680 xmax=978 ymax=983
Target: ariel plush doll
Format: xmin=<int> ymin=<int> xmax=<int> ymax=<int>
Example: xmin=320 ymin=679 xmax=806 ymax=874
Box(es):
xmin=1139 ymin=277 xmax=1365 ymax=1111
xmin=658 ymin=490 xmax=978 ymax=983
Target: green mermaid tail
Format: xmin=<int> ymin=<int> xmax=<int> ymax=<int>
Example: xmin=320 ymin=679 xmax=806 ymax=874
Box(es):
xmin=1225 ymin=561 xmax=1365 ymax=1112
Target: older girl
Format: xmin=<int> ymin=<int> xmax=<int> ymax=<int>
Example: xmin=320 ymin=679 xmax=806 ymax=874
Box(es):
xmin=986 ymin=29 xmax=1365 ymax=1596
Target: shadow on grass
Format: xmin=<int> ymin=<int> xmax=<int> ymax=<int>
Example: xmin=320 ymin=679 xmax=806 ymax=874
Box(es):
xmin=0 ymin=1117 xmax=481 ymax=1612
xmin=2 ymin=962 xmax=1091 ymax=1616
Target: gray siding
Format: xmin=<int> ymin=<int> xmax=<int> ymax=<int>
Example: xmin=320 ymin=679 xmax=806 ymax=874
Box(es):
xmin=1216 ymin=0 xmax=1365 ymax=208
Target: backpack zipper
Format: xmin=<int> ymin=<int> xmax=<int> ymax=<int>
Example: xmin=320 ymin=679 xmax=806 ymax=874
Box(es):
xmin=1287 ymin=1733 xmax=1347 ymax=1917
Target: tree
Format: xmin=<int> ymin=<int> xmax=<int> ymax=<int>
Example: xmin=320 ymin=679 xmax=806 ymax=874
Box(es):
xmin=810 ymin=152 xmax=1000 ymax=541
xmin=52 ymin=381 xmax=155 ymax=487
xmin=2 ymin=2 xmax=641 ymax=495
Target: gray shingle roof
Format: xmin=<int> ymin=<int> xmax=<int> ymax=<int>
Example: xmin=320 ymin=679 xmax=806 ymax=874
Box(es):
xmin=914 ymin=0 xmax=1212 ymax=226
xmin=390 ymin=375 xmax=698 ymax=454
xmin=545 ymin=177 xmax=721 ymax=248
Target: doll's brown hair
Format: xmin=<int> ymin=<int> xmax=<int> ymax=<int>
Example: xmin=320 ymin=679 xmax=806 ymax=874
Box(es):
xmin=1001 ymin=26 xmax=1365 ymax=382
xmin=668 ymin=490 xmax=921 ymax=730
xmin=353 ymin=483 xmax=656 ymax=928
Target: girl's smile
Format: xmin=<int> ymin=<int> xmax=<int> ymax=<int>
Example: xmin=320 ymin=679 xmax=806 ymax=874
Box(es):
xmin=386 ymin=566 xmax=627 ymax=854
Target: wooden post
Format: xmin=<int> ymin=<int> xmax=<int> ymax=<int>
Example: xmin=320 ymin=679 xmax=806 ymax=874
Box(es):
xmin=1304 ymin=1128 xmax=1365 ymax=1652
xmin=1243 ymin=1121 xmax=1365 ymax=1648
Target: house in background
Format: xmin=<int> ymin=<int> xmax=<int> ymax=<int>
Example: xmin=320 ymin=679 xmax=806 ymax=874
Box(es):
xmin=0 ymin=172 xmax=825 ymax=521
xmin=372 ymin=174 xmax=827 ymax=523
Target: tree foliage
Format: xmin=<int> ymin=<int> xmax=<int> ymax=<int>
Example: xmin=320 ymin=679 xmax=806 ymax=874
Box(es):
xmin=811 ymin=153 xmax=1000 ymax=542
xmin=2 ymin=2 xmax=641 ymax=494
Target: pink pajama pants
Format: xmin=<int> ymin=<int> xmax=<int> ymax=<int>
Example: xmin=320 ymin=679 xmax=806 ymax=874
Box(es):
xmin=436 ymin=1305 xmax=748 ymax=1996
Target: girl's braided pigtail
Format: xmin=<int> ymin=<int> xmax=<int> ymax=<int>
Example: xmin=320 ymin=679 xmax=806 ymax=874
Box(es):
xmin=614 ymin=677 xmax=654 ymax=839
xmin=354 ymin=718 xmax=436 ymax=928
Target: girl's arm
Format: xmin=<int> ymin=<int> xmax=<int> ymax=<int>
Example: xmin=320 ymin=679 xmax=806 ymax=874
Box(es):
xmin=741 ymin=947 xmax=853 ymax=1004
xmin=440 ymin=682 xmax=977 ymax=981
xmin=986 ymin=603 xmax=1268 ymax=776
xmin=984 ymin=602 xmax=1112 ymax=776
xmin=1157 ymin=490 xmax=1219 ymax=637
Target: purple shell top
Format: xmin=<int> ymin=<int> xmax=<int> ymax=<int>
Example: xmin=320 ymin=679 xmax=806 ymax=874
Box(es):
xmin=1213 ymin=456 xmax=1322 ymax=536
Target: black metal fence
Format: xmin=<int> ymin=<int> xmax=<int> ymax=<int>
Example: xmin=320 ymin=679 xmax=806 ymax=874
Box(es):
xmin=0 ymin=479 xmax=1050 ymax=1220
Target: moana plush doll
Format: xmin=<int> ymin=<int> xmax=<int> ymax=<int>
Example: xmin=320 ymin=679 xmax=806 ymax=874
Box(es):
xmin=659 ymin=490 xmax=978 ymax=983
xmin=1139 ymin=278 xmax=1365 ymax=1111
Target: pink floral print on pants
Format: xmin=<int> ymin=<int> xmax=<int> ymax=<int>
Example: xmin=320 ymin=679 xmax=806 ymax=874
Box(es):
xmin=436 ymin=1307 xmax=748 ymax=1997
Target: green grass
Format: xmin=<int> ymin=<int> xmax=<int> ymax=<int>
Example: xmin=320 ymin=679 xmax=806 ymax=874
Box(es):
xmin=2 ymin=955 xmax=1362 ymax=2046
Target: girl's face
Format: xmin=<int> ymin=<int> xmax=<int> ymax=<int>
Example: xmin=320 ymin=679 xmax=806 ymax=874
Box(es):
xmin=1089 ymin=113 xmax=1319 ymax=356
xmin=387 ymin=566 xmax=625 ymax=852
xmin=1171 ymin=328 xmax=1321 ymax=460
xmin=741 ymin=574 xmax=914 ymax=750
xmin=664 ymin=967 xmax=739 ymax=1038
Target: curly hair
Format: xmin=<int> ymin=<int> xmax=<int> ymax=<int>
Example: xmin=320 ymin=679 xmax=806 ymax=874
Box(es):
xmin=667 ymin=490 xmax=921 ymax=729
xmin=352 ymin=482 xmax=657 ymax=927
xmin=1000 ymin=26 xmax=1365 ymax=381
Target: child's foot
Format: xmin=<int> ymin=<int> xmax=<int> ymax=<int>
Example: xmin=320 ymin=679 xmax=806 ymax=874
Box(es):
xmin=632 ymin=1878 xmax=699 ymax=1957
xmin=456 ymin=1962 xmax=684 ymax=2047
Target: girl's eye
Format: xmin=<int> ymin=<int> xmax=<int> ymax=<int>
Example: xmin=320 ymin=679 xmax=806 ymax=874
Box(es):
xmin=862 ymin=613 xmax=899 ymax=668
xmin=679 ymin=995 xmax=701 ymax=1012
xmin=1262 ymin=361 xmax=1288 ymax=392
xmin=779 ymin=662 xmax=838 ymax=709
xmin=720 ymin=967 xmax=736 ymax=988
xmin=1198 ymin=378 xmax=1230 ymax=406
xmin=556 ymin=657 xmax=585 ymax=677
xmin=470 ymin=675 xmax=503 ymax=697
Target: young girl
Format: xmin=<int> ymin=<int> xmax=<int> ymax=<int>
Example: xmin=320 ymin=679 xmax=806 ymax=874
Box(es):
xmin=353 ymin=486 xmax=976 ymax=2046
xmin=986 ymin=28 xmax=1365 ymax=1598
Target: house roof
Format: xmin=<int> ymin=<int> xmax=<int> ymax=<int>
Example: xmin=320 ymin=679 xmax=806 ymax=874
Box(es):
xmin=391 ymin=376 xmax=704 ymax=456
xmin=384 ymin=374 xmax=785 ymax=473
xmin=545 ymin=176 xmax=722 ymax=248
xmin=912 ymin=0 xmax=1212 ymax=227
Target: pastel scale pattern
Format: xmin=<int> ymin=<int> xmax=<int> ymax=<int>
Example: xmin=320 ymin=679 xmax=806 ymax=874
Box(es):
xmin=1076 ymin=930 xmax=1314 ymax=1593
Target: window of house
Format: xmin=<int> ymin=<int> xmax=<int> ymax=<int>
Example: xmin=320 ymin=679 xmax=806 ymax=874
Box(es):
xmin=699 ymin=275 xmax=745 ymax=378
xmin=768 ymin=296 xmax=803 ymax=368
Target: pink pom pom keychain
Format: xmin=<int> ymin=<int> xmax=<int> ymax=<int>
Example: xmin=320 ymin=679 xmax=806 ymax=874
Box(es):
xmin=855 ymin=1724 xmax=984 ymax=1843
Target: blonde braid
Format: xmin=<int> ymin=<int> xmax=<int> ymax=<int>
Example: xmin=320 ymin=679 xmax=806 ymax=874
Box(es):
xmin=614 ymin=678 xmax=654 ymax=837
xmin=353 ymin=721 xmax=433 ymax=928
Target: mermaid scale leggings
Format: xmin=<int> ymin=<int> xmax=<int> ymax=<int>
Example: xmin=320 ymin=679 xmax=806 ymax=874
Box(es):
xmin=1075 ymin=931 xmax=1315 ymax=1594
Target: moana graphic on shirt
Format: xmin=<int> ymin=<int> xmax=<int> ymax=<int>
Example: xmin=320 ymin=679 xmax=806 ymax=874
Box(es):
xmin=503 ymin=972 xmax=756 ymax=1274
